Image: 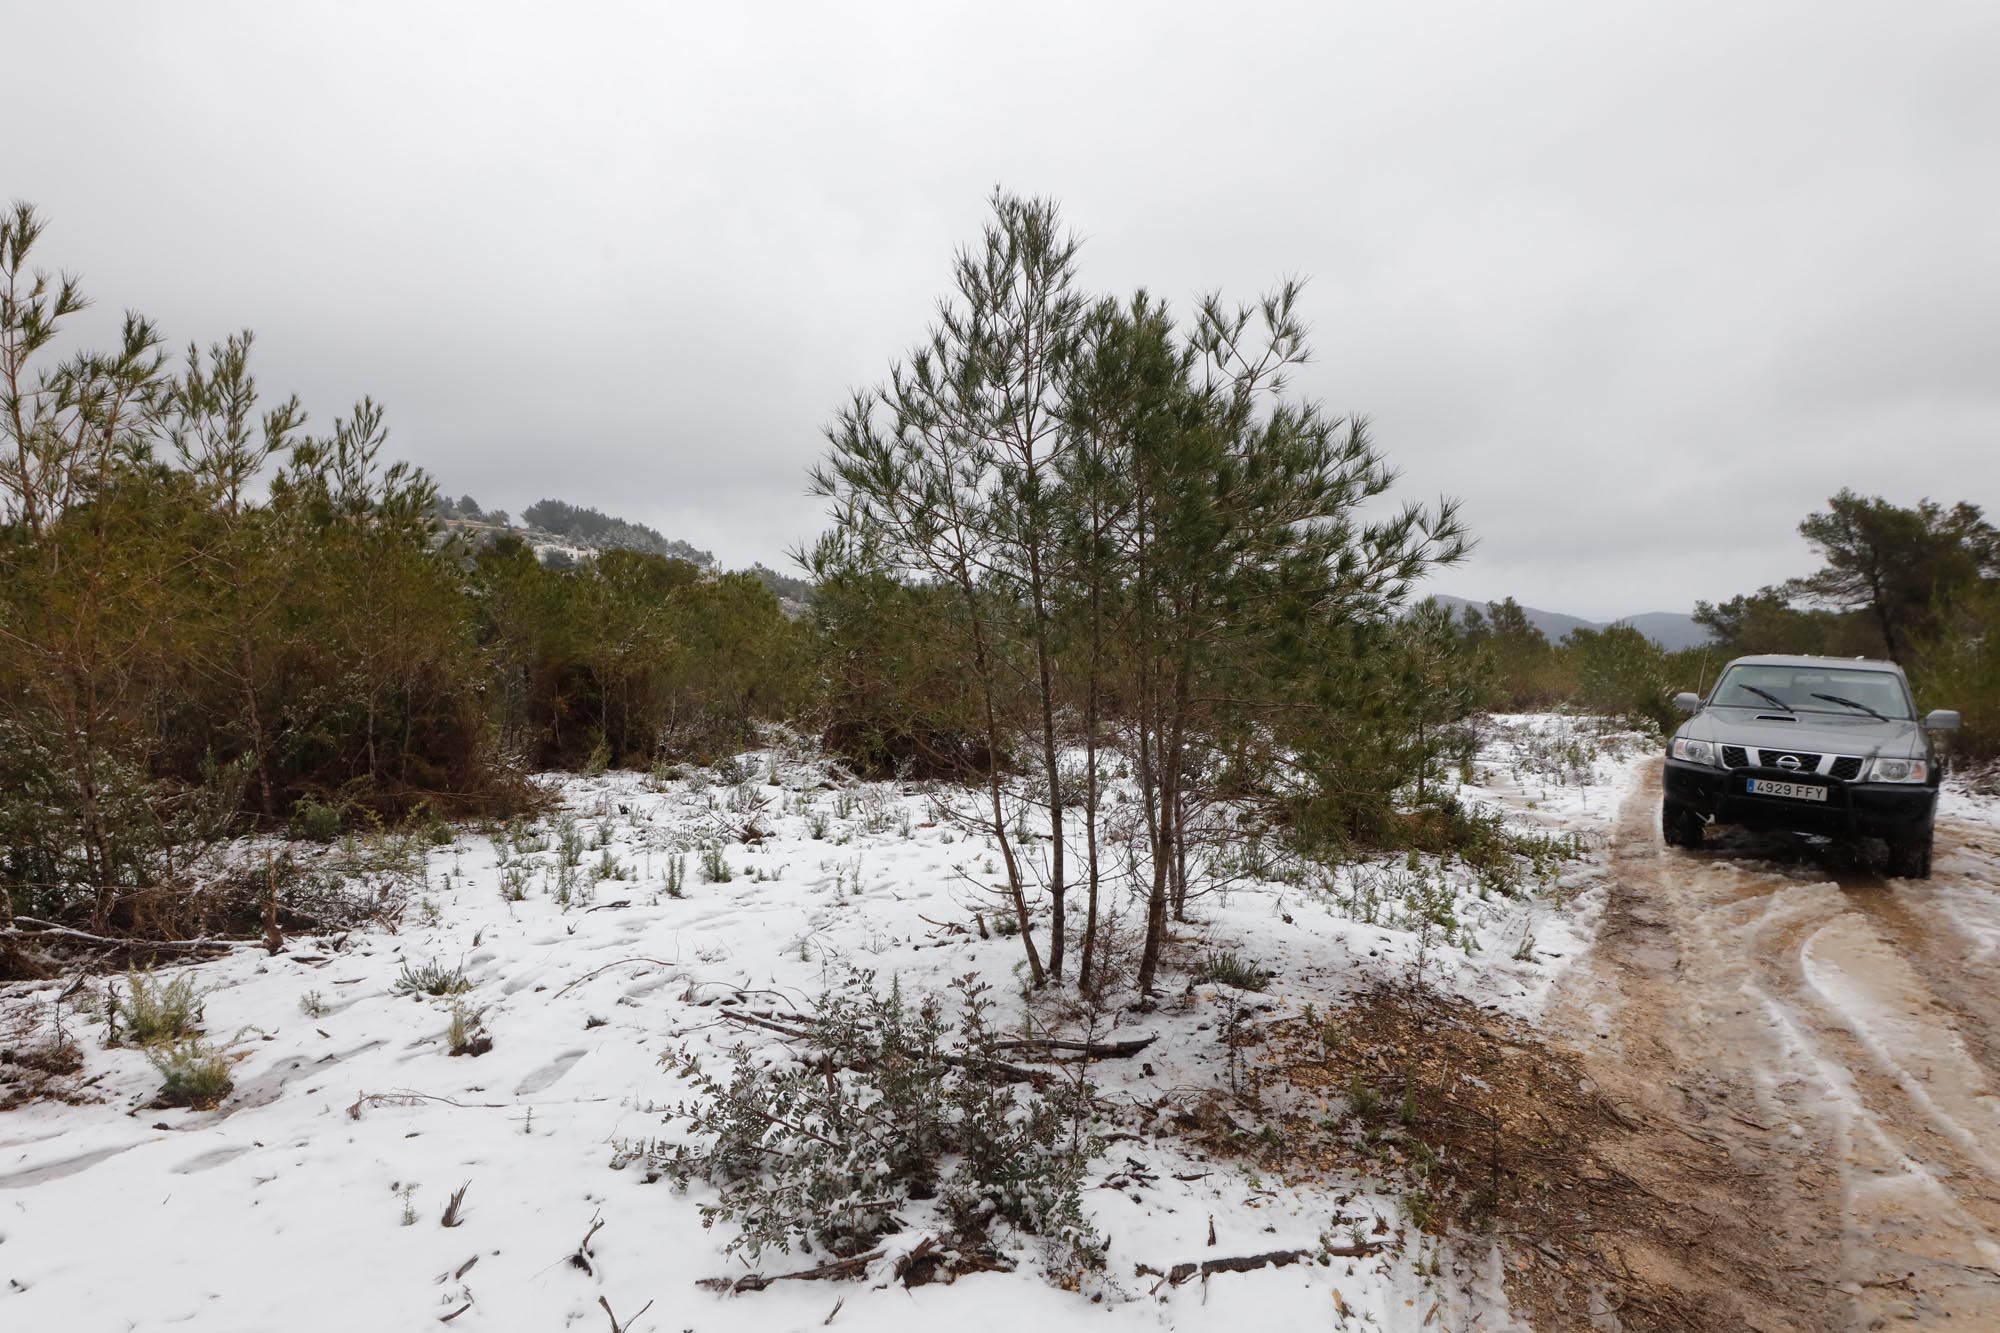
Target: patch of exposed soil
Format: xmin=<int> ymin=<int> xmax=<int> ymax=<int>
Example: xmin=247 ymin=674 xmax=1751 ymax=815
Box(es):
xmin=1188 ymin=984 xmax=1768 ymax=1330
xmin=1543 ymin=766 xmax=2000 ymax=1329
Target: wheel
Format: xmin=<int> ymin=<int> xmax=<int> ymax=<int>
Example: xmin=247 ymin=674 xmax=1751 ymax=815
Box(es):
xmin=1886 ymin=827 xmax=1933 ymax=879
xmin=1662 ymin=799 xmax=1704 ymax=849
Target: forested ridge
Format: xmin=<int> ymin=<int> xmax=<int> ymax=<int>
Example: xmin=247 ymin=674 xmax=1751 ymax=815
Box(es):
xmin=5 ymin=192 xmax=1995 ymax=983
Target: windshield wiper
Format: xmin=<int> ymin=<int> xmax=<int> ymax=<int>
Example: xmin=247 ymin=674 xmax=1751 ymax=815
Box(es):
xmin=1741 ymin=685 xmax=1794 ymax=713
xmin=1811 ymin=692 xmax=1888 ymax=722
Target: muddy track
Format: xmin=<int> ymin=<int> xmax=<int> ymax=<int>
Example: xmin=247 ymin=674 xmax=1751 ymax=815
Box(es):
xmin=1547 ymin=766 xmax=2000 ymax=1329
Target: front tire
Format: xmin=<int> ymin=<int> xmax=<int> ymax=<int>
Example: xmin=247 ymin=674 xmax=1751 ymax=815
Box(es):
xmin=1886 ymin=826 xmax=1934 ymax=879
xmin=1662 ymin=799 xmax=1705 ymax=849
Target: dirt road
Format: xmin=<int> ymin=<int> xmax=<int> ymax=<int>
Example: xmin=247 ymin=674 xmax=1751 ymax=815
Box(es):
xmin=1548 ymin=767 xmax=2000 ymax=1329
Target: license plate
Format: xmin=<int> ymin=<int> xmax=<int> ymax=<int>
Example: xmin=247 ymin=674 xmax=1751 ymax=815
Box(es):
xmin=1746 ymin=778 xmax=1827 ymax=802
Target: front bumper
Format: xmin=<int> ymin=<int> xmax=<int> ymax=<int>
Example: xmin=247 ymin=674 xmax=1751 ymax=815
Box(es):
xmin=1663 ymin=757 xmax=1936 ymax=840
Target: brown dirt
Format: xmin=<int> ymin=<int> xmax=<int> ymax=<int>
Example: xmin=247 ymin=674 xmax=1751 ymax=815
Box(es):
xmin=1541 ymin=766 xmax=2000 ymax=1329
xmin=1201 ymin=767 xmax=2000 ymax=1329
xmin=1203 ymin=985 xmax=1781 ymax=1331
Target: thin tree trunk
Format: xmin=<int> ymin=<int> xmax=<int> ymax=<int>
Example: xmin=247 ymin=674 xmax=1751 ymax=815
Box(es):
xmin=1078 ymin=572 xmax=1104 ymax=993
xmin=1028 ymin=543 xmax=1066 ymax=980
xmin=963 ymin=586 xmax=1045 ymax=987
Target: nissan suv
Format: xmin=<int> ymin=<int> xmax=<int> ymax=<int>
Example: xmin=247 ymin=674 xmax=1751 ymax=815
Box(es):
xmin=1662 ymin=654 xmax=1958 ymax=877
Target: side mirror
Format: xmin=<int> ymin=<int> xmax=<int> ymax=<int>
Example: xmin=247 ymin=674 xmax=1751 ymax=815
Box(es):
xmin=1924 ymin=709 xmax=1961 ymax=732
xmin=1673 ymin=691 xmax=1703 ymax=714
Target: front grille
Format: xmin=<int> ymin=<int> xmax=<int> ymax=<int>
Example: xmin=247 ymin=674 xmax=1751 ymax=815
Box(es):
xmin=1759 ymin=750 xmax=1822 ymax=771
xmin=1829 ymin=756 xmax=1863 ymax=781
xmin=1721 ymin=746 xmax=1750 ymax=769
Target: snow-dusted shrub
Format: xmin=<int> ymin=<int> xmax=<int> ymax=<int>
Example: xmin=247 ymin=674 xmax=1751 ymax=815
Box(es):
xmin=148 ymin=1039 xmax=233 ymax=1108
xmin=653 ymin=974 xmax=1101 ymax=1273
xmin=116 ymin=969 xmax=205 ymax=1045
xmin=394 ymin=958 xmax=471 ymax=997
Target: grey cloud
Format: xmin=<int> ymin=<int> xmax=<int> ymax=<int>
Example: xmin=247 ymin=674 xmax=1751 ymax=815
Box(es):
xmin=10 ymin=1 xmax=1997 ymax=621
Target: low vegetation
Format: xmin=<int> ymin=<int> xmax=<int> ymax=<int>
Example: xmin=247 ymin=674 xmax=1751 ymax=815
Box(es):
xmin=634 ymin=974 xmax=1102 ymax=1279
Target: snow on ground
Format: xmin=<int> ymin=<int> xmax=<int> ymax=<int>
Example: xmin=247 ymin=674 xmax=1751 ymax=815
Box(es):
xmin=1 ymin=716 xmax=1647 ymax=1333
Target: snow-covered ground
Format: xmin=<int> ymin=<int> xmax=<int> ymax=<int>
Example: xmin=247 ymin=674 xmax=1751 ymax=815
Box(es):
xmin=1 ymin=717 xmax=1649 ymax=1332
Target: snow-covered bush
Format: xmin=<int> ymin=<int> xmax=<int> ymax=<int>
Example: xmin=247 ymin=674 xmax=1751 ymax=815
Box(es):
xmin=652 ymin=974 xmax=1102 ymax=1274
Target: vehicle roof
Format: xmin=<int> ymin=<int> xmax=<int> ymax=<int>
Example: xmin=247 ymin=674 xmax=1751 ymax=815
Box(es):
xmin=1724 ymin=653 xmax=1907 ymax=677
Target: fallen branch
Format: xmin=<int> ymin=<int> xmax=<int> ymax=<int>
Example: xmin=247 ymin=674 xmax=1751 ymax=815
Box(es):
xmin=713 ymin=1010 xmax=1110 ymax=1087
xmin=570 ymin=1215 xmax=606 ymax=1277
xmin=990 ymin=1034 xmax=1156 ymax=1060
xmin=346 ymin=1090 xmax=510 ymax=1120
xmin=597 ymin=1295 xmax=653 ymax=1332
xmin=1136 ymin=1244 xmax=1381 ymax=1287
xmin=700 ymin=1248 xmax=885 ymax=1293
xmin=5 ymin=922 xmax=262 ymax=955
xmin=553 ymin=957 xmax=679 ymax=999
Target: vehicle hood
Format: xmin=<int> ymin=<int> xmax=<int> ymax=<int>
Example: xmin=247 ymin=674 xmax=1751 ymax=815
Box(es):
xmin=1680 ymin=706 xmax=1925 ymax=758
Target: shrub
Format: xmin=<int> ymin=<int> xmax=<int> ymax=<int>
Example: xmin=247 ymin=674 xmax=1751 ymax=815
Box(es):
xmin=148 ymin=1039 xmax=234 ymax=1108
xmin=116 ymin=970 xmax=205 ymax=1045
xmin=649 ymin=974 xmax=1102 ymax=1274
xmin=1199 ymin=950 xmax=1271 ymax=992
xmin=395 ymin=958 xmax=472 ymax=997
xmin=289 ymin=797 xmax=345 ymax=843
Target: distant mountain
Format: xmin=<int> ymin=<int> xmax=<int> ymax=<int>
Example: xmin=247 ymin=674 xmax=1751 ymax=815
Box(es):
xmin=1426 ymin=595 xmax=1714 ymax=652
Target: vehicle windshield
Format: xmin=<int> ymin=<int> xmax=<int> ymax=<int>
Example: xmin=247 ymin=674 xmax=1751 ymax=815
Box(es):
xmin=1709 ymin=665 xmax=1912 ymax=720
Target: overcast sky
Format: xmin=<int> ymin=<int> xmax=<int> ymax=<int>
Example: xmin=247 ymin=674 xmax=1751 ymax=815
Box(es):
xmin=10 ymin=1 xmax=1997 ymax=620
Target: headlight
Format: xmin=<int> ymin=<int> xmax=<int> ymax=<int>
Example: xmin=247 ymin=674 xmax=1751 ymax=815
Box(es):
xmin=1670 ymin=737 xmax=1717 ymax=765
xmin=1866 ymin=757 xmax=1928 ymax=784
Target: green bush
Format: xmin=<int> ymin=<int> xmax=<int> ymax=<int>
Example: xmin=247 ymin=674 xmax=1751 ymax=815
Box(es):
xmin=148 ymin=1039 xmax=234 ymax=1108
xmin=117 ymin=969 xmax=205 ymax=1045
xmin=1199 ymin=950 xmax=1272 ymax=991
xmin=288 ymin=797 xmax=344 ymax=842
xmin=649 ymin=974 xmax=1101 ymax=1275
xmin=394 ymin=958 xmax=472 ymax=997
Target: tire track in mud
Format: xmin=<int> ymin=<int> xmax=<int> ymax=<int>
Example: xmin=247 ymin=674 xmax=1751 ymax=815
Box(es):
xmin=1548 ymin=766 xmax=2000 ymax=1329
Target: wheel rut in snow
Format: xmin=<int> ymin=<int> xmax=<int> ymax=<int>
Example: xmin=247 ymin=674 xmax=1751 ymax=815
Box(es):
xmin=1547 ymin=765 xmax=2000 ymax=1329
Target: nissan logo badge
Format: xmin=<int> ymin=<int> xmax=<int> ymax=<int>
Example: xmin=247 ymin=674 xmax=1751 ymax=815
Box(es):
xmin=1777 ymin=755 xmax=1801 ymax=771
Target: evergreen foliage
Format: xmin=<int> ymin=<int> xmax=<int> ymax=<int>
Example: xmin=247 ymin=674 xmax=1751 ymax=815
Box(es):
xmin=0 ymin=206 xmax=804 ymax=941
xmin=811 ymin=192 xmax=1470 ymax=994
xmin=520 ymin=498 xmax=713 ymax=566
xmin=653 ymin=974 xmax=1100 ymax=1270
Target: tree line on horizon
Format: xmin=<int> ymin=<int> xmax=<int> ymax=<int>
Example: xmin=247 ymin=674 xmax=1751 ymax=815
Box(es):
xmin=10 ymin=189 xmax=1988 ymax=991
xmin=1458 ymin=491 xmax=2000 ymax=757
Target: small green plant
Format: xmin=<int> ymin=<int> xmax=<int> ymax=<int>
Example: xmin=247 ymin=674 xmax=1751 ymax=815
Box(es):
xmin=1401 ymin=1184 xmax=1439 ymax=1233
xmin=446 ymin=1001 xmax=490 ymax=1057
xmin=584 ymin=737 xmax=611 ymax=775
xmin=148 ymin=1039 xmax=233 ymax=1108
xmin=595 ymin=849 xmax=623 ymax=881
xmin=808 ymin=809 xmax=830 ymax=840
xmin=116 ymin=970 xmax=204 ymax=1046
xmin=289 ymin=796 xmax=343 ymax=842
xmin=992 ymin=912 xmax=1020 ymax=937
xmin=666 ymin=853 xmax=686 ymax=898
xmin=500 ymin=864 xmax=531 ymax=902
xmin=397 ymin=1182 xmax=419 ymax=1226
xmin=299 ymin=990 xmax=328 ymax=1019
xmin=698 ymin=843 xmax=732 ymax=884
xmin=1199 ymin=950 xmax=1271 ymax=992
xmin=1346 ymin=1073 xmax=1381 ymax=1119
xmin=652 ymin=973 xmax=1102 ymax=1274
xmin=557 ymin=818 xmax=584 ymax=868
xmin=395 ymin=958 xmax=472 ymax=997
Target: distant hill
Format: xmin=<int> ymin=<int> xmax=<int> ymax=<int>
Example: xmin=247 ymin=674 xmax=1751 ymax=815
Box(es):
xmin=434 ymin=493 xmax=812 ymax=614
xmin=1427 ymin=595 xmax=1713 ymax=652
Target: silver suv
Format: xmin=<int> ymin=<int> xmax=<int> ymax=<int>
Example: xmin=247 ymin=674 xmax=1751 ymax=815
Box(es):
xmin=1662 ymin=654 xmax=1959 ymax=877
